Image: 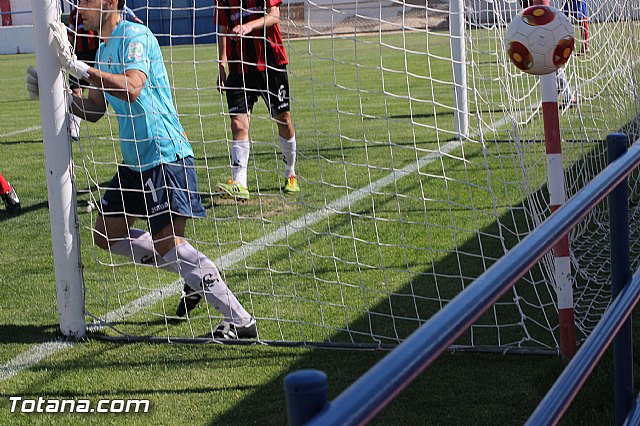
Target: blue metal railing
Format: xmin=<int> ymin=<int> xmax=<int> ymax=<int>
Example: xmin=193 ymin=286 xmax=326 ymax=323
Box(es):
xmin=284 ymin=134 xmax=640 ymax=425
xmin=526 ymin=270 xmax=640 ymax=425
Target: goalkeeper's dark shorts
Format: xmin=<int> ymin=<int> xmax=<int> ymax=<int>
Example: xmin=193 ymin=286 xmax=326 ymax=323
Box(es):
xmin=69 ymin=49 xmax=97 ymax=90
xmin=100 ymin=156 xmax=206 ymax=236
xmin=225 ymin=67 xmax=291 ymax=118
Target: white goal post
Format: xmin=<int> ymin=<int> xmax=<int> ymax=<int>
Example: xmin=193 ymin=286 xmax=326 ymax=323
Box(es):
xmin=33 ymin=0 xmax=640 ymax=354
xmin=32 ymin=0 xmax=85 ymax=338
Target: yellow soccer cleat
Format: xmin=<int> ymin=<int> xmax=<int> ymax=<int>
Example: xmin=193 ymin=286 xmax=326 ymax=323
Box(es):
xmin=215 ymin=180 xmax=250 ymax=200
xmin=283 ymin=176 xmax=300 ymax=194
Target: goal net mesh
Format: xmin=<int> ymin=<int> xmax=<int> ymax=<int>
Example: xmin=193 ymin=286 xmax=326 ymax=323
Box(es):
xmin=63 ymin=0 xmax=640 ymax=352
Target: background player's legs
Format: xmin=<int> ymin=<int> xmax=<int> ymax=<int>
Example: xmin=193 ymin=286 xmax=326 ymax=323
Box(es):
xmin=0 ymin=171 xmax=20 ymax=213
xmin=565 ymin=1 xmax=589 ymax=54
xmin=215 ymin=113 xmax=251 ymax=199
xmin=229 ymin=113 xmax=251 ymax=189
xmin=275 ymin=111 xmax=297 ymax=181
xmin=579 ymin=17 xmax=589 ymax=53
xmin=556 ymin=68 xmax=576 ymax=107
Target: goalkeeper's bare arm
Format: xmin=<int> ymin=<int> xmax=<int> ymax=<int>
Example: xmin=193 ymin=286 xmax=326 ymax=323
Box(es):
xmin=69 ymin=68 xmax=145 ymax=122
xmin=69 ymin=86 xmax=106 ymax=123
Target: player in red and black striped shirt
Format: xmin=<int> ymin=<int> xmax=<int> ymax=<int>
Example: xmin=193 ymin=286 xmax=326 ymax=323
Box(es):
xmin=214 ymin=0 xmax=300 ymax=199
xmin=67 ymin=3 xmax=99 ymax=141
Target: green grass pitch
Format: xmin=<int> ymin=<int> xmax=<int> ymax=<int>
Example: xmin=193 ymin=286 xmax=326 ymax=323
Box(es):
xmin=0 ymin=29 xmax=630 ymax=424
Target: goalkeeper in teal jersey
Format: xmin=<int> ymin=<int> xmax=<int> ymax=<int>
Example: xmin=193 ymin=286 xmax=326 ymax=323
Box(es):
xmin=31 ymin=0 xmax=256 ymax=339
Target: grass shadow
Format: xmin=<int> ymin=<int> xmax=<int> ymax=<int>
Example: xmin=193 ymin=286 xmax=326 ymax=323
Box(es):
xmin=202 ymin=125 xmax=636 ymax=425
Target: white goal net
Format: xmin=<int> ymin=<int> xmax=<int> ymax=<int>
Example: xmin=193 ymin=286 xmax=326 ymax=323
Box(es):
xmin=45 ymin=0 xmax=640 ymax=352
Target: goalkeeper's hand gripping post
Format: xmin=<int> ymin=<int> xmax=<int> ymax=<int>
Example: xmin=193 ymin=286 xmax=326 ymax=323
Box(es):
xmin=49 ymin=21 xmax=90 ymax=80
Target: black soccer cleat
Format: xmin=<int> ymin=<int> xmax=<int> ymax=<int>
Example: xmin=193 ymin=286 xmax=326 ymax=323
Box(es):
xmin=176 ymin=283 xmax=202 ymax=317
xmin=1 ymin=184 xmax=20 ymax=214
xmin=213 ymin=317 xmax=257 ymax=340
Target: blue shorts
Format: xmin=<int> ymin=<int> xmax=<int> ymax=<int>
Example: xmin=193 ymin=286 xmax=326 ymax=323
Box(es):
xmin=563 ymin=1 xmax=587 ymax=21
xmin=100 ymin=156 xmax=206 ymax=235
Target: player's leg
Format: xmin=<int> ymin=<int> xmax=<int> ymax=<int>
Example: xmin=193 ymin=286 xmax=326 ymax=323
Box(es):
xmin=556 ymin=67 xmax=577 ymax=108
xmin=565 ymin=1 xmax=588 ymax=54
xmin=0 ymin=172 xmax=10 ymax=195
xmin=158 ymin=217 xmax=254 ymax=335
xmin=229 ymin=113 xmax=251 ymax=190
xmin=95 ymin=216 xmax=178 ymax=271
xmin=93 ymin=166 xmax=177 ymax=271
xmin=578 ymin=1 xmax=588 ymax=53
xmin=215 ymin=73 xmax=255 ymax=200
xmin=156 ymin=158 xmax=255 ymax=336
xmin=580 ymin=18 xmax=589 ymax=53
xmin=93 ymin=214 xmax=135 ymax=250
xmin=275 ymin=111 xmax=299 ymax=193
xmin=265 ymin=67 xmax=299 ymax=193
xmin=0 ymin=171 xmax=20 ymax=214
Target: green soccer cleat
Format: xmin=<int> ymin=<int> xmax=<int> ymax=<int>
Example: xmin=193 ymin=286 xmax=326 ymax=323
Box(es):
xmin=283 ymin=176 xmax=300 ymax=194
xmin=215 ymin=180 xmax=250 ymax=200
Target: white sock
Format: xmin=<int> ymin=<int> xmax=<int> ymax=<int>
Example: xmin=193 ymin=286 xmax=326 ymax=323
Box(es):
xmin=279 ymin=134 xmax=297 ymax=178
xmin=69 ymin=113 xmax=82 ymax=139
xmin=231 ymin=140 xmax=250 ymax=188
xmin=109 ymin=228 xmax=178 ymax=273
xmin=163 ymin=243 xmax=252 ymax=325
xmin=556 ymin=68 xmax=574 ymax=101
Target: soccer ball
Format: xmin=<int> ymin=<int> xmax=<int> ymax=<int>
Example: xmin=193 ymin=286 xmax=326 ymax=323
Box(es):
xmin=505 ymin=5 xmax=575 ymax=75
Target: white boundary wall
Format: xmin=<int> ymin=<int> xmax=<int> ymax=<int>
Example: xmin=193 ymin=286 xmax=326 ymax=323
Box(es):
xmin=0 ymin=0 xmax=71 ymax=54
xmin=1 ymin=0 xmax=34 ymax=54
xmin=0 ymin=25 xmax=33 ymax=54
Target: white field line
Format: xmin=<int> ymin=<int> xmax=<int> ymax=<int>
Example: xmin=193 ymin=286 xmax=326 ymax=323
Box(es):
xmin=0 ymin=138 xmax=466 ymax=382
xmin=4 ymin=107 xmax=524 ymax=380
xmin=0 ymin=59 xmax=625 ymax=381
xmin=0 ymin=340 xmax=76 ymax=382
xmin=94 ymin=139 xmax=464 ymax=324
xmin=0 ymin=126 xmax=42 ymax=139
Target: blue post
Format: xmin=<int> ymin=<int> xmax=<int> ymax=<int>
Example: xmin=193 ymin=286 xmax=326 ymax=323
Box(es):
xmin=607 ymin=133 xmax=634 ymax=426
xmin=284 ymin=369 xmax=328 ymax=426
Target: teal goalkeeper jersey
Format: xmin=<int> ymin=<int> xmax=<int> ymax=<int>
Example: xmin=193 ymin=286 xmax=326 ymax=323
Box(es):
xmin=96 ymin=20 xmax=193 ymax=171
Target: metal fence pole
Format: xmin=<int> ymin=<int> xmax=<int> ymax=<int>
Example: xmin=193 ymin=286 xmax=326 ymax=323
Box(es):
xmin=607 ymin=133 xmax=634 ymax=426
xmin=284 ymin=369 xmax=328 ymax=426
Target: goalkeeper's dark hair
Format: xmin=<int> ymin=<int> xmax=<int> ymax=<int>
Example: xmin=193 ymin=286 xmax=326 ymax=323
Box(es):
xmin=118 ymin=0 xmax=125 ymax=10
